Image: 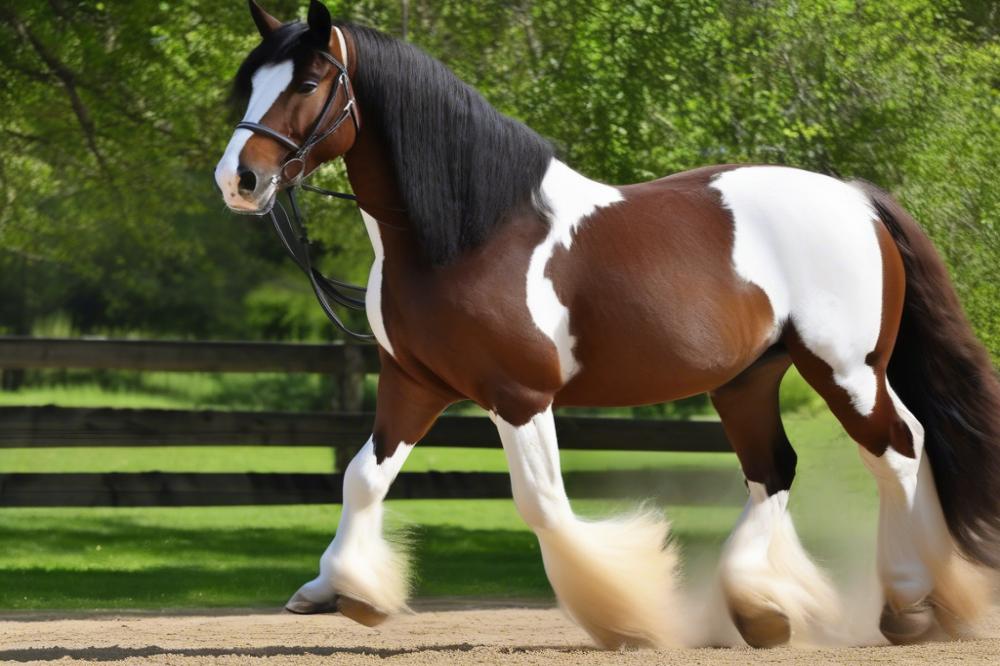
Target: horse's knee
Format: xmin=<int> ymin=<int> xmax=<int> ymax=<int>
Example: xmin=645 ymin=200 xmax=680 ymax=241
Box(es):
xmin=342 ymin=437 xmax=411 ymax=508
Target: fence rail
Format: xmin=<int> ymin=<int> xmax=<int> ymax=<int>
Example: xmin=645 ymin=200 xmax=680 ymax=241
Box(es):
xmin=0 ymin=406 xmax=730 ymax=451
xmin=0 ymin=468 xmax=744 ymax=507
xmin=0 ymin=336 xmax=379 ymax=374
xmin=0 ymin=337 xmax=734 ymax=507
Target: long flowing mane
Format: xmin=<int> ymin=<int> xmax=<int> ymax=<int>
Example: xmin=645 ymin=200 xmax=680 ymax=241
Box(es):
xmin=233 ymin=21 xmax=554 ymax=265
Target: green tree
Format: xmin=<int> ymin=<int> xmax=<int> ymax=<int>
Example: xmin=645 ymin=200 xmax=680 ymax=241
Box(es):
xmin=0 ymin=0 xmax=996 ymax=359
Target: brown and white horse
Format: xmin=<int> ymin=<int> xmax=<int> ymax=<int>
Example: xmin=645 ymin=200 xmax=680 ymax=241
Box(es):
xmin=216 ymin=0 xmax=1000 ymax=649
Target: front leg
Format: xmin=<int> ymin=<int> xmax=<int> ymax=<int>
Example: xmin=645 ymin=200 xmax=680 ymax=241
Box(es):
xmin=496 ymin=404 xmax=682 ymax=648
xmin=286 ymin=354 xmax=453 ymax=625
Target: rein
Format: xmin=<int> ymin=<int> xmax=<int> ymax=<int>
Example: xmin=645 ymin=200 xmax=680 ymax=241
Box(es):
xmin=235 ymin=34 xmax=374 ymax=341
xmin=268 ymin=187 xmax=372 ymax=341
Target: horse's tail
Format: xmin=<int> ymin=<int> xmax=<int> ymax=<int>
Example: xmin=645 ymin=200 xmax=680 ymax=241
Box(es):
xmin=854 ymin=180 xmax=1000 ymax=569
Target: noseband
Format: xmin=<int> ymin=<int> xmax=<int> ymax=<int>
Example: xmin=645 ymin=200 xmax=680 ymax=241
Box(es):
xmin=233 ymin=37 xmax=373 ymax=341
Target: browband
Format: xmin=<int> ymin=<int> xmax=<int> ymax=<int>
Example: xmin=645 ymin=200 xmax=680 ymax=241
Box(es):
xmin=332 ymin=26 xmax=348 ymax=71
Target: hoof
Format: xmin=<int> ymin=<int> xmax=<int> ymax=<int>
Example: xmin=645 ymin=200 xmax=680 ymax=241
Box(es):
xmin=880 ymin=600 xmax=936 ymax=645
xmin=285 ymin=584 xmax=389 ymax=628
xmin=731 ymin=603 xmax=791 ymax=648
xmin=584 ymin=627 xmax=655 ymax=651
xmin=337 ymin=595 xmax=390 ymax=627
xmin=285 ymin=584 xmax=338 ymax=615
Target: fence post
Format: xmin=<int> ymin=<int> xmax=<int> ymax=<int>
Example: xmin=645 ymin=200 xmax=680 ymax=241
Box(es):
xmin=332 ymin=344 xmax=367 ymax=472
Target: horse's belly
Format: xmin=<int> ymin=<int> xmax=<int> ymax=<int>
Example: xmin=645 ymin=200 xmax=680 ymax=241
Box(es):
xmin=553 ymin=293 xmax=773 ymax=407
xmin=542 ymin=169 xmax=777 ymax=407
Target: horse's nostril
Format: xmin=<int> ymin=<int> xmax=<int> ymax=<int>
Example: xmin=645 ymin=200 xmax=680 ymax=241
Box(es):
xmin=237 ymin=166 xmax=257 ymax=195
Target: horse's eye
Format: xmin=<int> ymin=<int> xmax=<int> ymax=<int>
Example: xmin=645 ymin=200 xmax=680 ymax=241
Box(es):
xmin=297 ymin=81 xmax=318 ymax=95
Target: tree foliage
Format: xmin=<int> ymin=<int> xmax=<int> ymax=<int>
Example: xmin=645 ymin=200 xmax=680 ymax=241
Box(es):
xmin=0 ymin=1 xmax=996 ymax=357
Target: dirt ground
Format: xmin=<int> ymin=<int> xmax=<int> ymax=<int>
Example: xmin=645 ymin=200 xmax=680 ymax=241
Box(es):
xmin=2 ymin=599 xmax=999 ymax=665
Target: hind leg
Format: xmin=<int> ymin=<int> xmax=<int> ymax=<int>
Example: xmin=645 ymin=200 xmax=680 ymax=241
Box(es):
xmin=786 ymin=333 xmax=989 ymax=644
xmin=711 ymin=348 xmax=840 ymax=647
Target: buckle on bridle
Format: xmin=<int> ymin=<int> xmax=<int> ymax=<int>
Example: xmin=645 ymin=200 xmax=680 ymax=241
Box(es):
xmin=280 ymin=156 xmax=307 ymax=185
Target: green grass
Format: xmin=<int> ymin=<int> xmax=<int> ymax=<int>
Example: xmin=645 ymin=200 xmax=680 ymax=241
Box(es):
xmin=0 ymin=446 xmax=740 ymax=474
xmin=0 ymin=502 xmax=753 ymax=609
xmin=0 ymin=375 xmax=879 ymax=610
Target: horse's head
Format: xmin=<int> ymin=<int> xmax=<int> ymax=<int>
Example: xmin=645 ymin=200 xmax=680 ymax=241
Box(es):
xmin=216 ymin=0 xmax=359 ymax=213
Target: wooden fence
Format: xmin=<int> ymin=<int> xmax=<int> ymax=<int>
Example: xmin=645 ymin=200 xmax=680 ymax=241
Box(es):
xmin=0 ymin=337 xmax=735 ymax=507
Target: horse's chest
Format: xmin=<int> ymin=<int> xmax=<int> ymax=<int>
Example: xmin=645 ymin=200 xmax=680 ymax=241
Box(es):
xmin=362 ymin=211 xmax=572 ymax=408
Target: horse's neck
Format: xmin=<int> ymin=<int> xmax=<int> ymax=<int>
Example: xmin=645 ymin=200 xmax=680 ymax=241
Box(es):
xmin=342 ymin=124 xmax=617 ymax=268
xmin=343 ymin=126 xmax=414 ymax=254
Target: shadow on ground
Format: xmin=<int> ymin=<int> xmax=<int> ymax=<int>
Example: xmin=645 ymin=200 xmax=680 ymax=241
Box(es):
xmin=0 ymin=642 xmax=597 ymax=663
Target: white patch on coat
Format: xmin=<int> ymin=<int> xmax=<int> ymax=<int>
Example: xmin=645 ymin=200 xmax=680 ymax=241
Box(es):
xmin=215 ymin=60 xmax=294 ymax=210
xmin=711 ymin=167 xmax=883 ymax=415
xmin=720 ymin=481 xmax=840 ymax=644
xmin=496 ymin=405 xmax=681 ymax=648
xmin=288 ymin=437 xmax=413 ymax=614
xmin=528 ymin=160 xmax=623 ymax=383
xmin=859 ymin=385 xmax=945 ymax=607
xmin=361 ymin=211 xmax=395 ymax=357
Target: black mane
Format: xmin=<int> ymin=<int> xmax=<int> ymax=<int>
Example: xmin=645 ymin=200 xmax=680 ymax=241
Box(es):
xmin=232 ymin=22 xmax=554 ymax=265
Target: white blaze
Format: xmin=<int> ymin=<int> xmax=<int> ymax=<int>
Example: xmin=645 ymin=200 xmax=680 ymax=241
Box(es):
xmin=215 ymin=60 xmax=294 ymax=209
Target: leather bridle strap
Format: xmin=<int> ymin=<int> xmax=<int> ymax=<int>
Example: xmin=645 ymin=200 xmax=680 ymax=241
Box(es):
xmin=242 ymin=123 xmax=299 ymax=152
xmin=269 ymin=187 xmax=373 ymax=341
xmin=333 ymin=25 xmax=349 ymax=71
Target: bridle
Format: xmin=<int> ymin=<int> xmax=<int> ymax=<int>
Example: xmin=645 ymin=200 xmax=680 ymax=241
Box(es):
xmin=236 ymin=48 xmax=360 ymax=189
xmin=233 ymin=28 xmax=373 ymax=341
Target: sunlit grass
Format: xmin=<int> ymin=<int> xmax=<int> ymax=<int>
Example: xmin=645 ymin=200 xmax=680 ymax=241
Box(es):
xmin=0 ymin=502 xmax=745 ymax=608
xmin=0 ymin=384 xmax=198 ymax=410
xmin=0 ymin=445 xmax=741 ymax=474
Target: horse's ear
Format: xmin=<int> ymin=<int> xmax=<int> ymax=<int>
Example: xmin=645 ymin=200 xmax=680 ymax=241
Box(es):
xmin=248 ymin=0 xmax=281 ymax=37
xmin=307 ymin=0 xmax=332 ymax=46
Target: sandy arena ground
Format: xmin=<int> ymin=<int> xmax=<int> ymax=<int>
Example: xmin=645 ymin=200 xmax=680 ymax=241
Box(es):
xmin=2 ymin=599 xmax=999 ymax=665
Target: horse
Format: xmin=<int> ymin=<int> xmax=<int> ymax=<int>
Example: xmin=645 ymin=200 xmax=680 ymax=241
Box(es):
xmin=215 ymin=0 xmax=1000 ymax=649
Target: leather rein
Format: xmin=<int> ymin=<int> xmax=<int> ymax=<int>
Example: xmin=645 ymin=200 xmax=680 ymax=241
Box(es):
xmin=234 ymin=38 xmax=374 ymax=341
